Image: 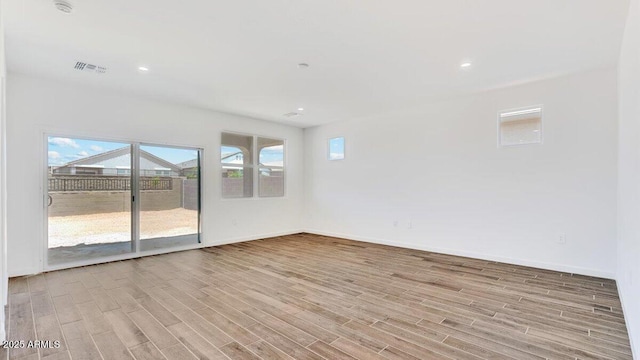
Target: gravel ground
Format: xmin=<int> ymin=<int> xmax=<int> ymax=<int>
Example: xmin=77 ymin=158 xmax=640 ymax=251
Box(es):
xmin=48 ymin=208 xmax=198 ymax=248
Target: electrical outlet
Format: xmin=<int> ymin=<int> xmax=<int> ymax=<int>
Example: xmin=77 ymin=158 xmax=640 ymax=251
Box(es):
xmin=557 ymin=233 xmax=566 ymax=244
xmin=393 ymin=220 xmax=398 ymax=228
xmin=407 ymin=221 xmax=412 ymax=229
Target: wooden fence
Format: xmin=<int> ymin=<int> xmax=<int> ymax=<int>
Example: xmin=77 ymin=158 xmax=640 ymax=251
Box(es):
xmin=48 ymin=176 xmax=172 ymax=192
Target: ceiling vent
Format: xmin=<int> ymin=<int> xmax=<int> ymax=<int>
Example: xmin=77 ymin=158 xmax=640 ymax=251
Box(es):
xmin=283 ymin=112 xmax=302 ymax=118
xmin=54 ymin=1 xmax=73 ymax=14
xmin=74 ymin=61 xmax=107 ymax=74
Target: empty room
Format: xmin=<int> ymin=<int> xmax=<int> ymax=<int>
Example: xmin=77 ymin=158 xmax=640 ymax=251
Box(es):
xmin=0 ymin=0 xmax=639 ymax=359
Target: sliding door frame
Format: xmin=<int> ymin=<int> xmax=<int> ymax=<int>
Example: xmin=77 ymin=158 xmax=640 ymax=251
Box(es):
xmin=138 ymin=142 xmax=202 ymax=246
xmin=131 ymin=143 xmax=140 ymax=253
xmin=42 ymin=132 xmax=204 ymax=272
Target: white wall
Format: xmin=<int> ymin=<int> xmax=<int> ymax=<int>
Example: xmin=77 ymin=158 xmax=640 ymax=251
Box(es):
xmin=617 ymin=0 xmax=640 ymax=356
xmin=304 ymin=67 xmax=619 ymax=278
xmin=0 ymin=0 xmax=7 ymax=342
xmin=6 ymin=73 xmax=304 ymax=276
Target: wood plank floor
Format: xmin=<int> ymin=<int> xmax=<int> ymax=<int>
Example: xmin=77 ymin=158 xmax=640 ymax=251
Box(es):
xmin=0 ymin=233 xmax=633 ymax=360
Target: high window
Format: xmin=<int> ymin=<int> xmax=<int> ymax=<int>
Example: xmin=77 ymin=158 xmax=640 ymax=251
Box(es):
xmin=498 ymin=106 xmax=543 ymax=147
xmin=328 ymin=137 xmax=345 ymax=160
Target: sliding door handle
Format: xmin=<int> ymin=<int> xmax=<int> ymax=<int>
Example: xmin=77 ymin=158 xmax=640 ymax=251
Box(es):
xmin=47 ymin=195 xmax=53 ymax=207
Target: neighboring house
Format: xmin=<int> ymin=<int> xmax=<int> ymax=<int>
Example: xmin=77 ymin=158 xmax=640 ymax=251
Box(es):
xmin=221 ymin=151 xmax=244 ymax=177
xmin=221 ymin=151 xmax=244 ymax=165
xmin=176 ymin=158 xmax=200 ymax=178
xmin=52 ymin=146 xmax=182 ymax=177
xmin=220 ymin=151 xmax=283 ymax=177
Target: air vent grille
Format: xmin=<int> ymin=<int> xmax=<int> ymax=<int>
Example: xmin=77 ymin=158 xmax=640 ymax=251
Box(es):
xmin=283 ymin=112 xmax=302 ymax=118
xmin=74 ymin=61 xmax=107 ymax=74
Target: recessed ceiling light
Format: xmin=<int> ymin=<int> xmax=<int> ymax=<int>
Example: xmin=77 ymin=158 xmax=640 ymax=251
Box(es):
xmin=297 ymin=107 xmax=304 ymax=111
xmin=54 ymin=0 xmax=73 ymax=14
xmin=138 ymin=66 xmax=149 ymax=72
xmin=460 ymin=62 xmax=472 ymax=68
xmin=298 ymin=63 xmax=309 ymax=69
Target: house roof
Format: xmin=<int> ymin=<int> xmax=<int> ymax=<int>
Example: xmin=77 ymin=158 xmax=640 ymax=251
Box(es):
xmin=221 ymin=152 xmax=244 ymax=165
xmin=57 ymin=146 xmax=129 ymax=168
xmin=176 ymin=159 xmax=199 ymax=169
xmin=54 ymin=146 xmax=181 ymax=172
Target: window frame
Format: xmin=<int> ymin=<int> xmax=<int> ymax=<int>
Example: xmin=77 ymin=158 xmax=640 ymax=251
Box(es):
xmin=220 ymin=131 xmax=255 ymax=199
xmin=221 ymin=131 xmax=286 ymax=199
xmin=43 ymin=131 xmax=204 ymax=272
xmin=257 ymin=137 xmax=286 ymax=198
xmin=328 ymin=136 xmax=345 ymax=161
xmin=497 ymin=105 xmax=544 ymax=148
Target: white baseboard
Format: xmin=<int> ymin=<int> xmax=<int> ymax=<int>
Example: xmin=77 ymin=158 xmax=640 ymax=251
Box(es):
xmin=9 ymin=228 xmax=614 ymax=279
xmin=616 ymin=280 xmax=638 ymax=359
xmin=9 ymin=267 xmax=39 ymax=278
xmin=305 ymin=229 xmax=616 ymax=279
xmin=8 ymin=230 xmax=305 ymax=277
xmin=207 ymin=229 xmax=305 ymax=247
xmin=0 ymin=314 xmax=5 ymax=342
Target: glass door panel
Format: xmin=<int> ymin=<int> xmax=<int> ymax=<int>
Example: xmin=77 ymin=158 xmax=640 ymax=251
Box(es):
xmin=47 ymin=137 xmax=133 ymax=265
xmin=138 ymin=145 xmax=200 ymax=251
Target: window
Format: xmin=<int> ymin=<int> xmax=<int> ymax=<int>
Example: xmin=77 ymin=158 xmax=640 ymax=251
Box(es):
xmin=498 ymin=106 xmax=543 ymax=147
xmin=258 ymin=137 xmax=284 ymax=197
xmin=116 ymin=167 xmax=131 ymax=176
xmin=75 ymin=166 xmax=103 ymax=175
xmin=221 ymin=133 xmax=254 ymax=198
xmin=221 ymin=132 xmax=285 ymax=198
xmin=154 ymin=168 xmax=171 ymax=176
xmin=328 ymin=137 xmax=345 ymax=160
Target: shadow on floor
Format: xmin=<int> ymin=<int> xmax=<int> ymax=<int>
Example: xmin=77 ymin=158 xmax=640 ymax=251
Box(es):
xmin=47 ymin=234 xmax=199 ymax=265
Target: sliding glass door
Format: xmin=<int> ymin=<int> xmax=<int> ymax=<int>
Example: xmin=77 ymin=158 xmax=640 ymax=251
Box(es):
xmin=47 ymin=137 xmax=134 ymax=265
xmin=46 ymin=135 xmax=201 ymax=268
xmin=138 ymin=145 xmax=200 ymax=251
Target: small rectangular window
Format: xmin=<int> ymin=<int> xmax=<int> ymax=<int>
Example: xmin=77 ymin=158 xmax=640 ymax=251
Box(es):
xmin=328 ymin=137 xmax=345 ymax=160
xmin=498 ymin=106 xmax=542 ymax=147
xmin=258 ymin=137 xmax=285 ymax=197
xmin=221 ymin=132 xmax=254 ymax=198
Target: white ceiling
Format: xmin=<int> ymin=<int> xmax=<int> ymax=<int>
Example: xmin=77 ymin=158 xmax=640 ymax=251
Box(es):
xmin=4 ymin=0 xmax=630 ymax=127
